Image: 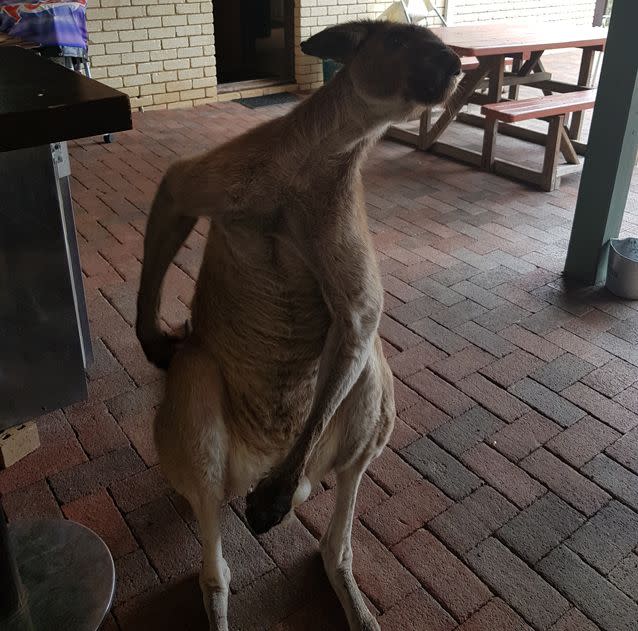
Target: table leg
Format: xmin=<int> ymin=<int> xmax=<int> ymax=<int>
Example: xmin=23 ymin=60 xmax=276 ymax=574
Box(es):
xmin=517 ymin=50 xmax=544 ymax=77
xmin=417 ymin=107 xmax=432 ymax=150
xmin=569 ymin=47 xmax=596 ymax=140
xmin=515 ymin=50 xmax=554 ymax=96
xmin=541 ymin=115 xmax=564 ymax=191
xmin=421 ymin=58 xmax=494 ymax=150
xmin=508 ymin=55 xmax=522 ymax=100
xmin=560 ymin=125 xmax=581 ymax=165
xmin=482 ymin=57 xmax=506 ymax=170
xmin=534 ymin=59 xmax=555 ymax=96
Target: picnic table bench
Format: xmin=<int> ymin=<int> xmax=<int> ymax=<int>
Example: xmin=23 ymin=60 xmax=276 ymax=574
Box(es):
xmin=481 ymin=89 xmax=597 ymax=190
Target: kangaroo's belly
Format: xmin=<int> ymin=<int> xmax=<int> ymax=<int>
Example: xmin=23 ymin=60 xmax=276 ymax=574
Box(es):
xmin=191 ymin=225 xmax=331 ymax=449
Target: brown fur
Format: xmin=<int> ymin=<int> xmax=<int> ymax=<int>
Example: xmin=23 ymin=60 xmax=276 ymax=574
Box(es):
xmin=136 ymin=20 xmax=459 ymax=631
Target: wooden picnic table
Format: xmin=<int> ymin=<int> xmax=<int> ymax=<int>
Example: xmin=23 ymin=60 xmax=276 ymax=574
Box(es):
xmin=388 ymin=23 xmax=607 ymax=174
xmin=436 ymin=23 xmax=607 ymax=57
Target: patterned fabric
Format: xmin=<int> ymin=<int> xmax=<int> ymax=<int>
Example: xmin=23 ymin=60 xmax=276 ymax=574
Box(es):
xmin=0 ymin=1 xmax=87 ymax=50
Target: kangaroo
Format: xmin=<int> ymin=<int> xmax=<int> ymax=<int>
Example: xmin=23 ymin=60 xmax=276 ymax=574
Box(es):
xmin=136 ymin=20 xmax=460 ymax=631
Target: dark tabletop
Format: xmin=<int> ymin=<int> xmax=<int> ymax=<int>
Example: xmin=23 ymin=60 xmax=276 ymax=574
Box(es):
xmin=0 ymin=46 xmax=132 ymax=152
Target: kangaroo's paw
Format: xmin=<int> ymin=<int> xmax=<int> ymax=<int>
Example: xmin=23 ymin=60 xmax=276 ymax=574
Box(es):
xmin=245 ymin=472 xmax=297 ymax=535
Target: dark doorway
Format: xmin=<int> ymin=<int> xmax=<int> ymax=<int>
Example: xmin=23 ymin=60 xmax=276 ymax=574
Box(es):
xmin=213 ymin=0 xmax=294 ymax=86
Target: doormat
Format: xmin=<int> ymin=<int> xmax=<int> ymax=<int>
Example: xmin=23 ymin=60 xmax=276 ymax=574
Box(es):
xmin=236 ymin=93 xmax=299 ymax=109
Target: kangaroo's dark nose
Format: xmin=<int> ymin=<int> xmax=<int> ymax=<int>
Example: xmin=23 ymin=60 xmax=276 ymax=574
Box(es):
xmin=450 ymin=54 xmax=462 ymax=76
xmin=446 ymin=51 xmax=462 ymax=76
xmin=435 ymin=47 xmax=462 ymax=77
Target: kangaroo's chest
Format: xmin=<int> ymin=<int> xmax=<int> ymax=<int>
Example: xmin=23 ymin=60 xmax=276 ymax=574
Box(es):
xmin=191 ymin=206 xmax=331 ymax=444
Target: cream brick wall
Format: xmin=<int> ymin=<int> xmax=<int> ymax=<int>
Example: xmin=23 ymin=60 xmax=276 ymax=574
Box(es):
xmin=86 ymin=0 xmax=597 ymax=109
xmin=449 ymin=0 xmax=596 ymax=26
xmin=87 ymin=0 xmax=448 ymax=107
xmin=86 ymin=0 xmax=217 ymax=111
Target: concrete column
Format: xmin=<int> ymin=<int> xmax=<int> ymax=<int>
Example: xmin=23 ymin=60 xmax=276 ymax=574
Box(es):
xmin=564 ymin=0 xmax=638 ymax=283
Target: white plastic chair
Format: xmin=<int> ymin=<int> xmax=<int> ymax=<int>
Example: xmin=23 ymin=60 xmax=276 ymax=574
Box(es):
xmin=379 ymin=0 xmax=447 ymax=27
xmin=405 ymin=0 xmax=448 ymax=26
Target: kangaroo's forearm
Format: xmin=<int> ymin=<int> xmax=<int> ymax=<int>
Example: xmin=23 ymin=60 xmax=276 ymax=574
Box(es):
xmin=136 ymin=216 xmax=195 ymax=336
xmin=285 ymin=318 xmax=375 ymax=475
xmin=136 ymin=177 xmax=196 ymax=351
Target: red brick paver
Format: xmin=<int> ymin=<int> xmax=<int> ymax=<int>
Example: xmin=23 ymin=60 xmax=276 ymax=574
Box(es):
xmin=2 ymin=51 xmax=638 ymax=630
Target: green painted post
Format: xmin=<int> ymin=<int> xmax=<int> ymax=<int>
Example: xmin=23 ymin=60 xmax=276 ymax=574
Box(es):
xmin=564 ymin=0 xmax=638 ymax=283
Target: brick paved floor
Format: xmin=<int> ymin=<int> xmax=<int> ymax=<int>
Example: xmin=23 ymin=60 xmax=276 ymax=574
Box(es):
xmin=2 ymin=52 xmax=638 ymax=631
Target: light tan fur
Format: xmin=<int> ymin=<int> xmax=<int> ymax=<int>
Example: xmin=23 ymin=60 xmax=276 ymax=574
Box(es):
xmin=136 ymin=21 xmax=460 ymax=631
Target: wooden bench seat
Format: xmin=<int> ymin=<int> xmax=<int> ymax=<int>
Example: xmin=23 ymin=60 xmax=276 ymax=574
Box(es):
xmin=458 ymin=56 xmax=516 ymax=74
xmin=479 ymin=90 xmax=597 ymax=191
xmin=460 ymin=56 xmax=479 ymax=72
xmin=481 ymin=90 xmax=596 ymax=123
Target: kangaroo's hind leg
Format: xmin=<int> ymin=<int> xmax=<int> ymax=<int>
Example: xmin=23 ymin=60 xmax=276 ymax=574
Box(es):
xmin=155 ymin=346 xmax=231 ymax=631
xmin=321 ymin=463 xmax=379 ymax=631
xmin=192 ymin=493 xmax=230 ymax=631
xmin=319 ymin=350 xmax=395 ymax=631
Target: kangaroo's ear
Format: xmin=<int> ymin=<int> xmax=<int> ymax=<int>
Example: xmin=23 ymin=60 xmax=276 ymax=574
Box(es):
xmin=300 ymin=21 xmax=375 ymax=62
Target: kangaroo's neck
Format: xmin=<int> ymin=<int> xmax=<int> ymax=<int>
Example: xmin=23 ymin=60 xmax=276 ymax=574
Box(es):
xmin=283 ymin=70 xmax=401 ymax=163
